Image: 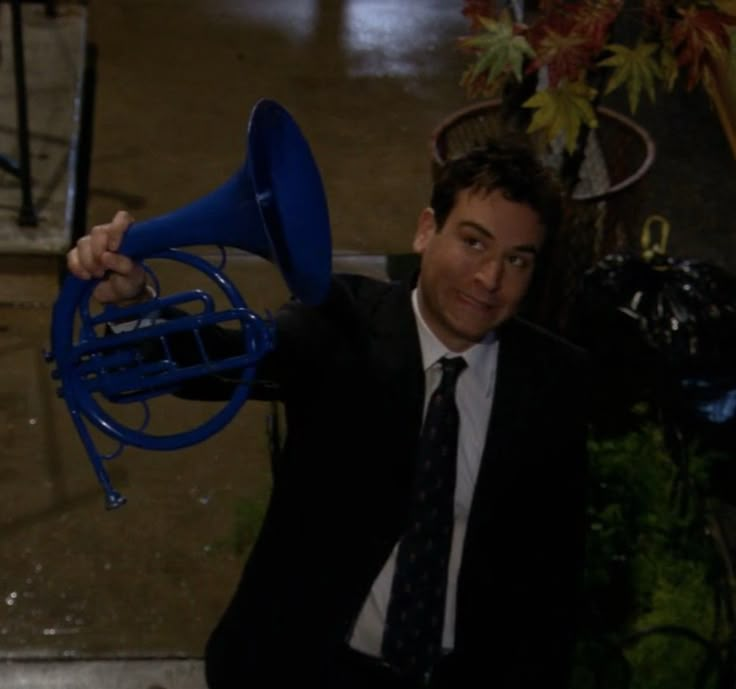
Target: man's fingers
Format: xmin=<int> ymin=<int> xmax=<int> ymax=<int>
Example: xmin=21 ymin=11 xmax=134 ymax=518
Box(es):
xmin=77 ymin=211 xmax=136 ymax=278
xmin=89 ymin=224 xmax=116 ymax=261
xmin=105 ymin=254 xmax=147 ymax=299
xmin=101 ymin=251 xmax=137 ymax=276
xmin=89 ymin=270 xmax=145 ymax=305
xmin=108 ymin=210 xmax=135 ymax=252
xmin=65 ymin=211 xmax=141 ymax=305
xmin=92 ymin=280 xmax=124 ymax=305
xmin=74 ymin=235 xmax=105 ymax=277
xmin=66 ymin=247 xmax=92 ymax=280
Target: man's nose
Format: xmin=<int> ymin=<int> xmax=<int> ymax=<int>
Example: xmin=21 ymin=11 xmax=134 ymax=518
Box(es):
xmin=475 ymin=258 xmax=502 ymax=291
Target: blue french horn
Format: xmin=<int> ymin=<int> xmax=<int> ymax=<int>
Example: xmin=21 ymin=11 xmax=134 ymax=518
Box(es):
xmin=46 ymin=99 xmax=332 ymax=509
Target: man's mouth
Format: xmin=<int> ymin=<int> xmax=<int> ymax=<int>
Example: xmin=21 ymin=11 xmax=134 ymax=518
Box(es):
xmin=457 ymin=291 xmax=495 ymax=311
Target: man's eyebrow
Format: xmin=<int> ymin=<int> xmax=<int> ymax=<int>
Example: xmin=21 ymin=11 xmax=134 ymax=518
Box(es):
xmin=459 ymin=220 xmax=492 ymax=238
xmin=459 ymin=221 xmax=539 ymax=255
xmin=512 ymin=244 xmax=539 ymax=255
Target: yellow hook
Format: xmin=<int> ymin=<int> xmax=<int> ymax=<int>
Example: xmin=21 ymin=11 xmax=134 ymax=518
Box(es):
xmin=640 ymin=215 xmax=671 ymax=262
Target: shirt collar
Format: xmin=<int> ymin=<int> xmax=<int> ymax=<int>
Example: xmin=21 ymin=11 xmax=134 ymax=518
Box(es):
xmin=411 ymin=287 xmax=498 ymax=398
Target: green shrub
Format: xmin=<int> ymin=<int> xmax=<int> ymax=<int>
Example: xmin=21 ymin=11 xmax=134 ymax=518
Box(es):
xmin=574 ymin=408 xmax=731 ymax=688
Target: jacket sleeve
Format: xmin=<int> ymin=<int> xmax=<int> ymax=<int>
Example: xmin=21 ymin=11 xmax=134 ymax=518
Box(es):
xmin=144 ymin=275 xmax=363 ymax=402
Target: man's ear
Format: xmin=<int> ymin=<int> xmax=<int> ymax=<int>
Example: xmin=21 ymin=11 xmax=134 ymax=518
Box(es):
xmin=413 ymin=208 xmax=437 ymax=253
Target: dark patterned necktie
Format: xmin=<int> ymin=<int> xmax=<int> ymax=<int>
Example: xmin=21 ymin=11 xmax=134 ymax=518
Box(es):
xmin=382 ymin=355 xmax=467 ymax=680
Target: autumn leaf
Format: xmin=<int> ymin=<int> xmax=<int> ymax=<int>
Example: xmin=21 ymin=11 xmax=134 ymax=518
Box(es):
xmin=456 ymin=0 xmax=736 ymax=150
xmin=527 ymin=27 xmax=597 ymax=85
xmin=460 ymin=15 xmax=535 ymax=89
xmin=599 ymin=42 xmax=662 ymax=112
xmin=567 ymin=0 xmax=622 ymax=52
xmin=672 ymin=7 xmax=736 ymax=89
xmin=526 ymin=2 xmax=619 ymax=85
xmin=522 ymin=80 xmax=598 ymax=152
xmin=660 ymin=47 xmax=680 ymax=91
xmin=460 ymin=64 xmax=506 ymax=99
xmin=462 ymin=0 xmax=497 ymax=30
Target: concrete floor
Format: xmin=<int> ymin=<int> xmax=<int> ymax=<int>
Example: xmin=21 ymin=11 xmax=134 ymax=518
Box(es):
xmin=0 ymin=1 xmax=734 ymax=688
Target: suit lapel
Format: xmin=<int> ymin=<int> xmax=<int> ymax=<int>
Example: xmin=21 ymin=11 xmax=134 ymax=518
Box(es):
xmin=367 ymin=280 xmax=426 ymax=511
xmin=371 ymin=279 xmax=425 ymax=426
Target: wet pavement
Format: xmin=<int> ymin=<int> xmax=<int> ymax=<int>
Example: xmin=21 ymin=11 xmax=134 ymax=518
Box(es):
xmin=1 ymin=1 xmax=735 ymax=687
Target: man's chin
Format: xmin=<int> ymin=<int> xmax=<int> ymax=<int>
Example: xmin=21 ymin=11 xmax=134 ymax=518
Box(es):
xmin=458 ymin=314 xmax=506 ymax=337
xmin=450 ymin=323 xmax=499 ymax=347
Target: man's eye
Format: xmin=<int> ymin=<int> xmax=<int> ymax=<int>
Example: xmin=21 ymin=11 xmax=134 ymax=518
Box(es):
xmin=463 ymin=237 xmax=484 ymax=250
xmin=507 ymin=254 xmax=529 ymax=268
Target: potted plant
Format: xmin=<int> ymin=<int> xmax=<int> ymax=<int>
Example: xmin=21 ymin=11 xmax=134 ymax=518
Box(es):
xmin=457 ymin=0 xmax=735 ymax=168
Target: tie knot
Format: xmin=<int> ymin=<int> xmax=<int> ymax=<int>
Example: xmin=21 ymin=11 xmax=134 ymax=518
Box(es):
xmin=439 ymin=356 xmax=466 ymax=388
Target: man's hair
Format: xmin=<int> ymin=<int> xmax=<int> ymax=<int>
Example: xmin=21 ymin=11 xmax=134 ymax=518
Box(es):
xmin=430 ymin=139 xmax=563 ymax=238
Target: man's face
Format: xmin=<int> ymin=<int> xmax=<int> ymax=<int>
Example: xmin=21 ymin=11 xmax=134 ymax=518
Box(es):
xmin=413 ymin=188 xmax=545 ymax=352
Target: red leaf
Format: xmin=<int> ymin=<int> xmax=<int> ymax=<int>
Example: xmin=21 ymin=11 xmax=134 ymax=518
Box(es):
xmin=462 ymin=0 xmax=498 ymax=30
xmin=672 ymin=7 xmax=736 ymax=89
xmin=642 ymin=0 xmax=667 ymax=29
xmin=526 ymin=3 xmax=619 ymax=84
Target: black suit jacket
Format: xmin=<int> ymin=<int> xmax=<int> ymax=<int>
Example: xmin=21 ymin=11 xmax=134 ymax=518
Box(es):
xmin=178 ymin=274 xmax=589 ymax=689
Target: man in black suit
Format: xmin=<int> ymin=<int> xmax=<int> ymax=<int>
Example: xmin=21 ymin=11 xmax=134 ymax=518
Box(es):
xmin=67 ymin=140 xmax=589 ymax=688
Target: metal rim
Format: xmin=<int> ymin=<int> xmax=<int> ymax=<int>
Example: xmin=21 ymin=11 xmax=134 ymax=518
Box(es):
xmin=429 ymin=99 xmax=656 ymax=203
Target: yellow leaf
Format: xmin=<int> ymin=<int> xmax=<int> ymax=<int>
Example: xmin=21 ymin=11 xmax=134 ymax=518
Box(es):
xmin=523 ymin=81 xmax=598 ymax=152
xmin=660 ymin=49 xmax=679 ymax=91
xmin=599 ymin=42 xmax=662 ymax=113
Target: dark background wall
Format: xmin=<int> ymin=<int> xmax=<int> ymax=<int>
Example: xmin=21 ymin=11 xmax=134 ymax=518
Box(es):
xmin=603 ymin=71 xmax=736 ymax=274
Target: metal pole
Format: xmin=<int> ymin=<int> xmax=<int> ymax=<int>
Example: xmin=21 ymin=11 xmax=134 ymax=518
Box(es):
xmin=10 ymin=0 xmax=39 ymax=226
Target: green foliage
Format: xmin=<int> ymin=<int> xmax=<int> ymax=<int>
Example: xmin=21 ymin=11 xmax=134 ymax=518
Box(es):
xmin=573 ymin=409 xmax=731 ymax=688
xmin=462 ymin=14 xmax=535 ymax=89
xmin=625 ymin=560 xmax=717 ymax=689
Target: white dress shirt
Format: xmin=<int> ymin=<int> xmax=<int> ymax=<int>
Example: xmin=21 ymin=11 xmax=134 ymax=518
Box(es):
xmin=349 ymin=287 xmax=499 ymax=656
